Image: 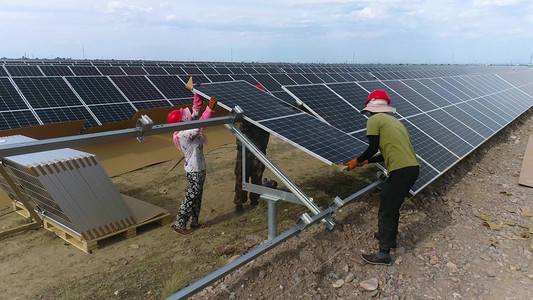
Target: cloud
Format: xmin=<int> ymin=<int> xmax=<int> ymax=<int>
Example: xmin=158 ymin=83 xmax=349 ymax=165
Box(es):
xmin=103 ymin=1 xmax=153 ymax=14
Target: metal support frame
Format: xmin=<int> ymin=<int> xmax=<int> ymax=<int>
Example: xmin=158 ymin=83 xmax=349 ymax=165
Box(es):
xmin=166 ymin=179 xmax=383 ymax=300
xmin=226 ymin=123 xmax=335 ymax=230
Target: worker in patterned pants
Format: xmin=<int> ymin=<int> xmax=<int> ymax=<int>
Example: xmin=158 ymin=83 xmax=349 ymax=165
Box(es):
xmin=175 ymin=170 xmax=206 ymax=229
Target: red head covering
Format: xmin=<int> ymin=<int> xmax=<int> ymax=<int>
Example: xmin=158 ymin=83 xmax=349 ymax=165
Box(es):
xmin=167 ymin=109 xmax=183 ymax=124
xmin=255 ymin=84 xmax=265 ymax=91
xmin=365 ymin=90 xmax=391 ymax=106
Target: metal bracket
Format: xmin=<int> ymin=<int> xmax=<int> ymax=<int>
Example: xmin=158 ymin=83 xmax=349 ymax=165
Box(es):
xmin=135 ymin=115 xmax=154 ymax=143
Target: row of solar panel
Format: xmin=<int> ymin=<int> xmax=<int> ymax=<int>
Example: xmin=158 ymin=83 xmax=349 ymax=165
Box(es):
xmin=0 ymin=67 xmax=528 ymax=132
xmin=282 ymin=70 xmax=533 ymax=193
xmin=0 ymin=63 xmax=513 ymax=78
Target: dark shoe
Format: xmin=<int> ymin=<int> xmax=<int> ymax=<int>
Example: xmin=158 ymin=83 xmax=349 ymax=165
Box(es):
xmin=172 ymin=225 xmax=193 ymax=235
xmin=235 ymin=205 xmax=244 ymax=214
xmin=250 ymin=199 xmax=259 ymax=206
xmin=361 ymin=253 xmax=392 ymax=266
xmin=374 ymin=232 xmax=398 ymax=248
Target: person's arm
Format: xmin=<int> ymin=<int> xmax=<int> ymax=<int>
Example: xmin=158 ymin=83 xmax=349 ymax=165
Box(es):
xmin=357 ymin=135 xmax=379 ymax=163
xmin=344 ymin=135 xmax=381 ymax=170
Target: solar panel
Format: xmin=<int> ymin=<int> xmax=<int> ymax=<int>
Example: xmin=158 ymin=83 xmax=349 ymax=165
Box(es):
xmin=426 ymin=109 xmax=485 ymax=147
xmin=284 ymin=84 xmax=367 ymax=133
xmin=300 ymin=73 xmax=323 ymax=84
xmin=0 ymin=78 xmax=30 ymax=110
xmin=147 ymin=76 xmax=190 ymax=99
xmin=40 ymin=65 xmax=75 ymax=76
xmin=453 ymin=103 xmax=500 ymax=134
xmin=286 ymin=73 xmax=312 ymax=84
xmin=442 ymin=105 xmax=494 ymax=138
xmin=205 ymin=74 xmax=233 ymax=83
xmin=430 ymin=78 xmax=468 ymax=102
xmin=401 ymin=79 xmax=452 ymax=108
xmin=5 ymin=65 xmax=43 ymax=76
xmin=0 ymin=110 xmax=39 ymax=130
xmin=199 ymin=67 xmax=218 ymax=74
xmin=88 ymin=103 xmax=137 ymax=124
xmin=110 ymin=76 xmax=165 ymax=101
xmin=182 ymin=67 xmax=203 ymax=75
xmin=214 ymin=67 xmax=232 ymax=74
xmin=178 ymin=75 xmax=210 ymax=85
xmin=163 ymin=67 xmax=186 ymax=75
xmin=230 ymin=74 xmax=259 ymax=86
xmin=270 ymin=91 xmax=298 ymax=105
xmin=251 ymin=74 xmax=283 ymax=92
xmin=0 ymin=66 xmax=8 ymax=76
xmin=70 ymin=66 xmax=101 ymax=76
xmin=406 ymin=113 xmax=473 ymax=157
xmin=66 ymin=77 xmax=128 ymax=104
xmin=121 ymin=66 xmax=148 ymax=75
xmin=143 ymin=66 xmax=168 ymax=75
xmin=401 ymin=120 xmax=457 ymax=172
xmin=34 ymin=106 xmax=98 ymax=130
xmin=98 ymin=66 xmax=126 ymax=75
xmin=259 ymin=113 xmax=368 ymax=164
xmin=411 ymin=160 xmax=440 ymax=192
xmin=269 ymin=74 xmax=297 ymax=86
xmin=131 ymin=100 xmax=172 ymax=110
xmin=383 ymin=81 xmax=439 ymax=112
xmin=315 ymin=74 xmax=336 ymax=83
xmin=193 ymin=81 xmax=298 ymax=121
xmin=13 ymin=77 xmax=83 ymax=108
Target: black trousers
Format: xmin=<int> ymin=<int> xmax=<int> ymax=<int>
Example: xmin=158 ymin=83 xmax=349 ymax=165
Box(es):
xmin=378 ymin=166 xmax=419 ymax=252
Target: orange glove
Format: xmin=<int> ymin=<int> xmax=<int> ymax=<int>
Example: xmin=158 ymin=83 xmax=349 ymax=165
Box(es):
xmin=208 ymin=97 xmax=217 ymax=110
xmin=343 ymin=159 xmax=368 ymax=171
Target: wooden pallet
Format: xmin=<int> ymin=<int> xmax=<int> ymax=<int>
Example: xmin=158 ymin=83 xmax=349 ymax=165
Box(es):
xmin=12 ymin=202 xmax=171 ymax=253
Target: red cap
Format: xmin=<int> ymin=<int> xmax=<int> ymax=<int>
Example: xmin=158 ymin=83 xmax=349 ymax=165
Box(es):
xmin=255 ymin=84 xmax=265 ymax=91
xmin=365 ymin=90 xmax=391 ymax=106
xmin=167 ymin=109 xmax=183 ymax=124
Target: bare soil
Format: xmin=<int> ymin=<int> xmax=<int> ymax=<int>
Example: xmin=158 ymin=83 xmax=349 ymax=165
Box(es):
xmin=2 ymin=110 xmax=533 ymax=300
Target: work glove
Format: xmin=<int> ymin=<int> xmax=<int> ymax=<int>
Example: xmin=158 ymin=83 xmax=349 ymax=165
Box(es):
xmin=208 ymin=97 xmax=217 ymax=110
xmin=193 ymin=93 xmax=204 ymax=112
xmin=343 ymin=159 xmax=368 ymax=171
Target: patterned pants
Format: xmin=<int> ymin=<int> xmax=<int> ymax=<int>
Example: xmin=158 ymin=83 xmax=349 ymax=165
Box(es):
xmin=234 ymin=150 xmax=266 ymax=205
xmin=175 ymin=170 xmax=206 ymax=229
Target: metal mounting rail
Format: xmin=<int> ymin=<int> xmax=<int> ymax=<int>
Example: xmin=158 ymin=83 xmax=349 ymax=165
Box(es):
xmin=166 ymin=179 xmax=383 ymax=300
xmin=0 ymin=114 xmax=238 ymax=157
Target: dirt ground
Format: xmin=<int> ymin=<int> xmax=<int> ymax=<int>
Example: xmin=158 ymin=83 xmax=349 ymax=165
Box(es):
xmin=2 ymin=109 xmax=533 ymax=300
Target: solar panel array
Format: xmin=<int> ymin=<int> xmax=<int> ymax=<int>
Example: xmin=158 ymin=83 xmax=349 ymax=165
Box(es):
xmin=283 ymin=70 xmax=533 ymax=193
xmin=1 ymin=59 xmax=532 ymax=194
xmin=1 ymin=59 xmax=525 ymax=132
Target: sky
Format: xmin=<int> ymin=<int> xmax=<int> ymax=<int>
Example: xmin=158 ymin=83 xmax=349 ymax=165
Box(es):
xmin=1 ymin=0 xmax=532 ymax=64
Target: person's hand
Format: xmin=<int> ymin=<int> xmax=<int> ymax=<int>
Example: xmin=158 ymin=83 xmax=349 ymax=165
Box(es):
xmin=343 ymin=159 xmax=368 ymax=171
xmin=208 ymin=97 xmax=217 ymax=110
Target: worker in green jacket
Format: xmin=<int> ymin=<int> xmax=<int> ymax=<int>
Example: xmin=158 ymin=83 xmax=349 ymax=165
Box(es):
xmin=345 ymin=89 xmax=420 ymax=265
